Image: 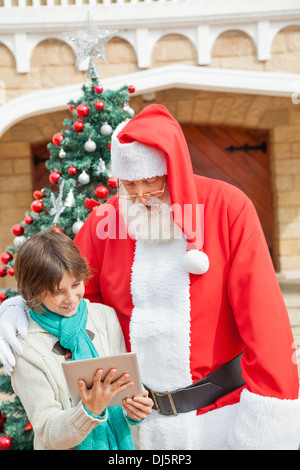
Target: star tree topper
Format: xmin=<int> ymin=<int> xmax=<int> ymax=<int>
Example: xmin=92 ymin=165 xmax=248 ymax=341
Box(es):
xmin=63 ymin=13 xmax=118 ymax=78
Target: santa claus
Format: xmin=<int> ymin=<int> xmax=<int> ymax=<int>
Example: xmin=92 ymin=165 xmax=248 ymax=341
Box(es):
xmin=0 ymin=104 xmax=299 ymax=449
xmin=74 ymin=104 xmax=300 ymax=449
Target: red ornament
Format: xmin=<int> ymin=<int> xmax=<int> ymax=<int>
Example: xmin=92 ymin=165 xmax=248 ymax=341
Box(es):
xmin=52 ymin=225 xmax=63 ymax=233
xmin=95 ymin=101 xmax=105 ymax=110
xmin=33 ymin=190 xmax=45 ymax=200
xmin=52 ymin=133 xmax=64 ymax=146
xmin=95 ymin=185 xmax=109 ymax=199
xmin=12 ymin=224 xmax=24 ymax=236
xmin=7 ymin=267 xmax=14 ymax=276
xmin=94 ymin=84 xmax=103 ymax=93
xmin=0 ymin=409 xmax=6 ymax=433
xmin=128 ymin=85 xmax=135 ymax=94
xmin=85 ymin=198 xmax=100 ymax=211
xmin=31 ymin=200 xmax=44 ymax=214
xmin=73 ymin=120 xmax=84 ymax=132
xmin=0 ymin=435 xmax=13 ymax=450
xmin=68 ymin=165 xmax=77 ymax=175
xmin=107 ymin=176 xmax=118 ymax=188
xmin=0 ymin=293 xmax=6 ymax=303
xmin=69 ymin=104 xmax=75 ymax=112
xmin=24 ymin=215 xmax=33 ymax=225
xmin=49 ymin=171 xmax=61 ymax=184
xmin=76 ymin=104 xmax=89 ymax=117
xmin=0 ymin=266 xmax=6 ymax=277
xmin=108 ymin=142 xmax=111 ymax=151
xmin=1 ymin=252 xmax=12 ymax=264
xmin=25 ymin=421 xmax=33 ymax=431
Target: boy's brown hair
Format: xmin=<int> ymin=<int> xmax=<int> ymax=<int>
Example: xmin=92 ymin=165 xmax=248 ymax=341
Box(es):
xmin=14 ymin=229 xmax=89 ymax=312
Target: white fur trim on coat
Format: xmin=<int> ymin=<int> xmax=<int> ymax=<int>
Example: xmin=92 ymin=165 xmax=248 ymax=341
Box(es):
xmin=111 ymin=121 xmax=167 ymax=181
xmin=129 ymin=237 xmax=199 ymax=449
xmin=227 ymin=388 xmax=300 ymax=450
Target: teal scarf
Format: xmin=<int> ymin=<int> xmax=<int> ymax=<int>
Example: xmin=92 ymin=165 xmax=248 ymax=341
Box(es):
xmin=30 ymin=299 xmax=135 ymax=450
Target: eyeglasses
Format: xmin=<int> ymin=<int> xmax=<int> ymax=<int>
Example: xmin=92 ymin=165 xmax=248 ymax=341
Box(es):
xmin=118 ymin=180 xmax=167 ymax=200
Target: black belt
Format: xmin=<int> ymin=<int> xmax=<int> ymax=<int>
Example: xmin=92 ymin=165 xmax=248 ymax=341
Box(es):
xmin=144 ymin=352 xmax=246 ymax=416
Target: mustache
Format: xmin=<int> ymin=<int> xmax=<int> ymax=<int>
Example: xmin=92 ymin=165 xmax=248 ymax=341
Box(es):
xmin=129 ymin=197 xmax=169 ymax=217
xmin=137 ymin=197 xmax=164 ymax=207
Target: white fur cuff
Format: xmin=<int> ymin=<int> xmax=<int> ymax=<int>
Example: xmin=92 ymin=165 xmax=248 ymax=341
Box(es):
xmin=227 ymin=388 xmax=300 ymax=450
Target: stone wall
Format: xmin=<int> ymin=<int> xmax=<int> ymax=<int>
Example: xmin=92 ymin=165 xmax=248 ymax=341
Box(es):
xmin=2 ymin=26 xmax=300 ymax=102
xmin=211 ymin=26 xmax=300 ymax=73
xmin=0 ymin=36 xmax=138 ymax=102
xmin=150 ymin=26 xmax=300 ymax=72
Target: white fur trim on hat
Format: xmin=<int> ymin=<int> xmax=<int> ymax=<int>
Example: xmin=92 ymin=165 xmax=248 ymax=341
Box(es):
xmin=111 ymin=120 xmax=167 ymax=181
xmin=182 ymin=250 xmax=209 ymax=275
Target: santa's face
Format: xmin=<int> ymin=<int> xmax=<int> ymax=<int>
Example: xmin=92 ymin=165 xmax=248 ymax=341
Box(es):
xmin=118 ymin=176 xmax=183 ymax=244
xmin=120 ymin=175 xmax=167 ymax=205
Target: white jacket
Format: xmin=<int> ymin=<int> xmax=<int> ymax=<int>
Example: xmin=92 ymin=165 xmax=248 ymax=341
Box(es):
xmin=11 ymin=300 xmax=127 ymax=450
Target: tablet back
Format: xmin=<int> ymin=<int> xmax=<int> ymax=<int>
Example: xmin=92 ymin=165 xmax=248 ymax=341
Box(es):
xmin=62 ymin=352 xmax=144 ymax=407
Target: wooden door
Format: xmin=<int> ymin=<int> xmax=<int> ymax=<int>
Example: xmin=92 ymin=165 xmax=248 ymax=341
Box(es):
xmin=181 ymin=124 xmax=275 ymax=264
xmin=31 ymin=141 xmax=56 ymax=192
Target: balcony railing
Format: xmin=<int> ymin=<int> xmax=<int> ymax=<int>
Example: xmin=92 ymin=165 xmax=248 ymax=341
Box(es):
xmin=1 ymin=0 xmax=190 ymax=6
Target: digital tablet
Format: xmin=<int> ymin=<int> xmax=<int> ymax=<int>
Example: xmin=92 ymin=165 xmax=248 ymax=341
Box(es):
xmin=62 ymin=352 xmax=144 ymax=407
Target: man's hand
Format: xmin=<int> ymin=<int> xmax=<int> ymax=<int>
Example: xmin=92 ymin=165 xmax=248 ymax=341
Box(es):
xmin=0 ymin=296 xmax=28 ymax=375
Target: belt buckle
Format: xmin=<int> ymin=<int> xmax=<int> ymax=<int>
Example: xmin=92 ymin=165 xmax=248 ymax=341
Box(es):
xmin=150 ymin=389 xmax=178 ymax=416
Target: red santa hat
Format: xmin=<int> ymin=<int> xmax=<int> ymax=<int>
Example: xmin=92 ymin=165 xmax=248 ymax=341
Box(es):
xmin=111 ymin=104 xmax=209 ymax=275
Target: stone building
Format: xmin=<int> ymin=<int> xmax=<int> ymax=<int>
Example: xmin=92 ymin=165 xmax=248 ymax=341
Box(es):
xmin=0 ymin=1 xmax=299 ymax=363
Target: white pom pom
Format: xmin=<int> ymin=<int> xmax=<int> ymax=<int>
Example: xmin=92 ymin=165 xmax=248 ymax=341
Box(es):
xmin=182 ymin=250 xmax=209 ymax=275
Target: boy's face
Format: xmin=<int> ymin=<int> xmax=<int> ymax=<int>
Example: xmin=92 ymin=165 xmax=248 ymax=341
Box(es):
xmin=42 ymin=272 xmax=85 ymax=317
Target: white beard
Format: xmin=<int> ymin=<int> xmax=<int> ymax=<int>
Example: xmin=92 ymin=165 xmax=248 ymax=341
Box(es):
xmin=119 ymin=192 xmax=184 ymax=244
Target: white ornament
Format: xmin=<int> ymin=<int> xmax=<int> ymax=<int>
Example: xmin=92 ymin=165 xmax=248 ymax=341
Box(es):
xmin=78 ymin=170 xmax=90 ymax=185
xmin=59 ymin=148 xmax=66 ymax=158
xmin=72 ymin=219 xmax=84 ymax=235
xmin=96 ymin=158 xmax=106 ymax=175
xmin=50 ymin=180 xmax=65 ymax=224
xmin=64 ymin=189 xmax=76 ymax=208
xmin=182 ymin=250 xmax=209 ymax=275
xmin=84 ymin=138 xmax=96 ymax=152
xmin=100 ymin=122 xmax=112 ymax=136
xmin=14 ymin=236 xmax=26 ymax=248
xmin=123 ymin=103 xmax=135 ymax=117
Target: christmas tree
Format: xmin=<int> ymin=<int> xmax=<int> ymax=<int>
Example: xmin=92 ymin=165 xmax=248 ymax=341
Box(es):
xmin=0 ymin=81 xmax=135 ymax=290
xmin=0 ymin=16 xmax=135 ymax=450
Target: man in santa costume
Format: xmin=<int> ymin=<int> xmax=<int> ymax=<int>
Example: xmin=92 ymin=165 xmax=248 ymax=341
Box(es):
xmin=75 ymin=104 xmax=300 ymax=449
xmin=0 ymin=104 xmax=300 ymax=449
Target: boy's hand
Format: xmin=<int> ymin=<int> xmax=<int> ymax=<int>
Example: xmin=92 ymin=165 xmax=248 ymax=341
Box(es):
xmin=79 ymin=368 xmax=133 ymax=416
xmin=122 ymin=390 xmax=153 ymax=422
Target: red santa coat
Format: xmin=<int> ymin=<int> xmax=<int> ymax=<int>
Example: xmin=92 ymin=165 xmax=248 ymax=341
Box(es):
xmin=75 ymin=175 xmax=300 ymax=450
